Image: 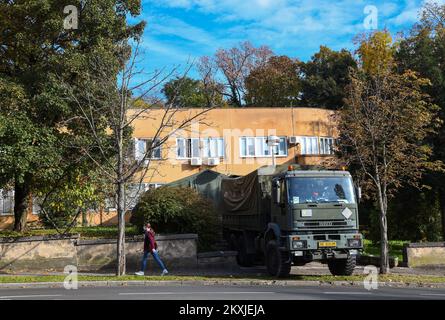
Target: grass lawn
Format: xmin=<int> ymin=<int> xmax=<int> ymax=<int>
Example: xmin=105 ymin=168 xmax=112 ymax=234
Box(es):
xmin=0 ymin=273 xmax=445 ymax=284
xmin=363 ymin=239 xmax=408 ymax=261
xmin=0 ymin=226 xmax=140 ymax=239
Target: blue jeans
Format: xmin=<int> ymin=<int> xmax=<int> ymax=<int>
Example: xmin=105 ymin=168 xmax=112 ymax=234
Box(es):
xmin=140 ymin=250 xmax=167 ymax=272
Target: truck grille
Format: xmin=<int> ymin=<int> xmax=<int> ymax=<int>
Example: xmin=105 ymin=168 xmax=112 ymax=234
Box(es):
xmin=296 ymin=220 xmax=353 ymax=229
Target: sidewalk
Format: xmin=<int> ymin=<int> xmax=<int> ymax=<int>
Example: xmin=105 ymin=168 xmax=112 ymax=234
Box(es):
xmin=293 ymin=262 xmax=445 ymax=277
xmin=1 ymin=262 xmax=444 ymax=277
xmin=0 ymin=263 xmax=444 ymax=289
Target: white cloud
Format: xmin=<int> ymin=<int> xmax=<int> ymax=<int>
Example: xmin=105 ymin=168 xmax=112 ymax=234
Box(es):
xmin=155 ymin=0 xmax=193 ymax=9
xmin=387 ymin=0 xmax=421 ymax=26
xmin=150 ymin=0 xmax=290 ymax=20
xmin=147 ymin=0 xmax=371 ymax=35
xmin=140 ymin=38 xmax=193 ymax=62
xmin=390 ymin=8 xmax=420 ymax=25
xmin=380 ymin=2 xmax=400 ymax=16
xmin=147 ymin=14 xmax=215 ymax=46
xmin=142 ymin=0 xmax=432 ymax=65
xmin=386 ymin=0 xmax=445 ymax=26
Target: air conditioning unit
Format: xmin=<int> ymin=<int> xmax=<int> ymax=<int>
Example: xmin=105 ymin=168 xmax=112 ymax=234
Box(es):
xmin=288 ymin=136 xmax=299 ymax=145
xmin=190 ymin=158 xmax=202 ymax=166
xmin=205 ymin=158 xmax=220 ymax=166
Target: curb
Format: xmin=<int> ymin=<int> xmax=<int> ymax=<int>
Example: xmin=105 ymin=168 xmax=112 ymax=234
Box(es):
xmin=1 ymin=279 xmax=445 ymax=289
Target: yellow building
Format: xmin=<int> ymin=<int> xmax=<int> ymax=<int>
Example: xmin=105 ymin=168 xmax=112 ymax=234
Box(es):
xmin=0 ymin=107 xmax=337 ymax=229
xmin=131 ymin=107 xmax=336 ymax=184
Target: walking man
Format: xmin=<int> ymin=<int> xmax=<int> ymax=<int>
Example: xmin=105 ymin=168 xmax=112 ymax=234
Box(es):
xmin=135 ymin=223 xmax=169 ymax=276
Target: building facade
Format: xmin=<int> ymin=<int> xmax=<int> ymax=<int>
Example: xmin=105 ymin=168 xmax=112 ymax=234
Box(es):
xmin=0 ymin=107 xmax=337 ymax=229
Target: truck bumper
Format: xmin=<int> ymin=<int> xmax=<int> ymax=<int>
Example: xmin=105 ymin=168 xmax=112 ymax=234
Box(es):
xmin=287 ymin=232 xmax=363 ymax=261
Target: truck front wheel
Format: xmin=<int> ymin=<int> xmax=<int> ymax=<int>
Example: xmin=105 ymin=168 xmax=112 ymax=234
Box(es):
xmin=327 ymin=255 xmax=356 ymax=276
xmin=265 ymin=240 xmax=291 ymax=278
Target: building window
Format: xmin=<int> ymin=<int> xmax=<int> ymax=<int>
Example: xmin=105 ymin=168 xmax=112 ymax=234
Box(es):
xmin=296 ymin=136 xmax=334 ymax=155
xmin=104 ymin=196 xmax=117 ymax=211
xmin=0 ymin=189 xmax=14 ymax=216
xmin=177 ymin=138 xmax=224 ymax=159
xmin=134 ymin=138 xmax=162 ymax=161
xmin=320 ymin=137 xmax=334 ymax=155
xmin=201 ymin=138 xmax=225 ymax=158
xmin=147 ymin=183 xmax=164 ymax=190
xmin=296 ymin=136 xmax=320 ymax=155
xmin=125 ymin=183 xmax=164 ymax=210
xmin=32 ymin=197 xmax=41 ymax=215
xmin=177 ymin=138 xmax=199 ymax=159
xmin=240 ymin=137 xmax=287 ymax=157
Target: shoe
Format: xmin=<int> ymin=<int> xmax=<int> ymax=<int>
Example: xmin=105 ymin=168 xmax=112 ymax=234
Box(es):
xmin=135 ymin=271 xmax=144 ymax=276
xmin=161 ymin=269 xmax=169 ymax=276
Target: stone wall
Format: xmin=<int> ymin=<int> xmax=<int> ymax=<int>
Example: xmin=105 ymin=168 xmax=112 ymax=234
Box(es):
xmin=0 ymin=236 xmax=78 ymax=272
xmin=76 ymin=234 xmax=198 ymax=272
xmin=0 ymin=234 xmax=198 ymax=273
xmin=197 ymin=251 xmax=239 ymax=272
xmin=403 ymin=242 xmax=445 ymax=268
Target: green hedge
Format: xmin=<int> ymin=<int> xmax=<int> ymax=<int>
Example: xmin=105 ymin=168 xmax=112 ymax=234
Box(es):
xmin=130 ymin=187 xmax=220 ymax=251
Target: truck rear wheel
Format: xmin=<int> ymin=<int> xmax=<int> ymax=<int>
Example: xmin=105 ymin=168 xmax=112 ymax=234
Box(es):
xmin=266 ymin=240 xmax=291 ymax=278
xmin=327 ymin=255 xmax=356 ymax=276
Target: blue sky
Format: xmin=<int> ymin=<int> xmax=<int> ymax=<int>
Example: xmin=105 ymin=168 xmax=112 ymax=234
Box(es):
xmin=131 ymin=0 xmax=444 ymax=79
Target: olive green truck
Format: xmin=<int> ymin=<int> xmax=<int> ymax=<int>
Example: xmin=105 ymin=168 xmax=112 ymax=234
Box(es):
xmin=219 ymin=165 xmax=363 ymax=277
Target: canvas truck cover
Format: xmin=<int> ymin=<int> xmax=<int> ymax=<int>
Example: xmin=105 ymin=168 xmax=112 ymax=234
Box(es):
xmin=221 ymin=170 xmax=259 ymax=214
xmin=221 ymin=168 xmax=276 ymax=231
xmin=166 ymin=169 xmax=227 ymax=207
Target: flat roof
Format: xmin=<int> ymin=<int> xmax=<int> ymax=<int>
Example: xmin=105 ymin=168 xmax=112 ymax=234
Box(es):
xmin=128 ymin=106 xmax=336 ymax=112
xmin=286 ymin=171 xmax=351 ymax=177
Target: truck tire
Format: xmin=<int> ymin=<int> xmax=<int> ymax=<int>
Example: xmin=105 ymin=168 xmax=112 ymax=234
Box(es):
xmin=266 ymin=240 xmax=291 ymax=278
xmin=237 ymin=235 xmax=254 ymax=267
xmin=327 ymin=255 xmax=356 ymax=276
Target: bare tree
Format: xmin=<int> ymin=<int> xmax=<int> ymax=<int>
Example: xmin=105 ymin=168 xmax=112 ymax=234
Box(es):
xmin=336 ymin=69 xmax=441 ymax=274
xmin=198 ymin=41 xmax=273 ymax=107
xmin=421 ymin=1 xmax=445 ymax=29
xmin=197 ymin=56 xmax=225 ymax=108
xmin=63 ymin=43 xmax=213 ymax=275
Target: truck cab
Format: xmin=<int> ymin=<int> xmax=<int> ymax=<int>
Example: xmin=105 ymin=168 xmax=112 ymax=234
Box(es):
xmin=266 ymin=167 xmax=363 ymax=276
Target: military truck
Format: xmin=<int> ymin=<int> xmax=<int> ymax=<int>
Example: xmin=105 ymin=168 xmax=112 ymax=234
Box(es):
xmin=220 ymin=165 xmax=363 ymax=277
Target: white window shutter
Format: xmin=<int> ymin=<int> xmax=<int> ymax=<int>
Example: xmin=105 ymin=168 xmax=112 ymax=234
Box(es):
xmin=314 ymin=137 xmax=320 ymax=154
xmin=133 ymin=138 xmax=139 ymax=160
xmin=296 ymin=137 xmax=305 ymax=155
xmin=135 ymin=139 xmax=146 ymax=161
xmin=202 ymin=139 xmax=210 ymax=158
xmin=217 ymin=138 xmax=225 ymax=158
xmin=191 ymin=139 xmax=200 ymax=158
xmin=177 ymin=138 xmax=184 ymax=158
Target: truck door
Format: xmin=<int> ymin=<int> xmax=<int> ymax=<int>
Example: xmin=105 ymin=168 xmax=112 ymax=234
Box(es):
xmin=271 ymin=178 xmax=287 ymax=228
xmin=278 ymin=179 xmax=289 ymax=229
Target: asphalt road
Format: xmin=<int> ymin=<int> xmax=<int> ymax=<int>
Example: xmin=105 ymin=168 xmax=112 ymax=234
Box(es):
xmin=0 ymin=284 xmax=445 ymax=300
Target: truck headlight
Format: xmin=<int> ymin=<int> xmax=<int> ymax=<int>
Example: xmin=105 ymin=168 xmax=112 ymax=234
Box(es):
xmin=292 ymin=240 xmax=307 ymax=249
xmin=347 ymin=239 xmax=362 ymax=248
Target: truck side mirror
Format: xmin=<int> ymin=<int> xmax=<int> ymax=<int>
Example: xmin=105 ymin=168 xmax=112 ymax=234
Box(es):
xmin=273 ymin=181 xmax=281 ymax=204
xmin=356 ymin=186 xmax=362 ymax=203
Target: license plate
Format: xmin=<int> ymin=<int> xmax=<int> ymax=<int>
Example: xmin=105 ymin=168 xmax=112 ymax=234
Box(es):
xmin=318 ymin=241 xmax=337 ymax=248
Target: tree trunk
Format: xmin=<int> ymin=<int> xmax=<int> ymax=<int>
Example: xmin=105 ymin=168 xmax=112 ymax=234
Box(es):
xmin=379 ymin=210 xmax=389 ymax=274
xmin=116 ymin=181 xmax=126 ymax=276
xmin=13 ymin=180 xmax=30 ymax=232
xmin=116 ymin=120 xmax=126 ymax=276
xmin=377 ymin=187 xmax=389 ymax=274
xmin=440 ymin=189 xmax=445 ymax=241
xmin=82 ymin=210 xmax=88 ymax=227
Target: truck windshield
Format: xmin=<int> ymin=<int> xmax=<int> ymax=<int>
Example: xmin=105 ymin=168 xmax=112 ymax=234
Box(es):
xmin=288 ymin=177 xmax=355 ymax=204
